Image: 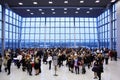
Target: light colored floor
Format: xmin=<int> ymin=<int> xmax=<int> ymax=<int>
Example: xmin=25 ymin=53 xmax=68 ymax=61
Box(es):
xmin=0 ymin=59 xmax=120 ymax=80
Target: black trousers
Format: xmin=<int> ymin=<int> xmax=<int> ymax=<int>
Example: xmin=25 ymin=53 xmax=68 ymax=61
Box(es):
xmin=27 ymin=65 xmax=32 ymax=75
xmin=97 ymin=72 xmax=101 ymax=80
xmin=105 ymin=58 xmax=108 ymax=64
xmin=75 ymin=66 xmax=79 ymax=74
xmin=49 ymin=61 xmax=52 ymax=70
xmin=7 ymin=65 xmax=11 ymax=74
xmin=0 ymin=65 xmax=1 ymax=72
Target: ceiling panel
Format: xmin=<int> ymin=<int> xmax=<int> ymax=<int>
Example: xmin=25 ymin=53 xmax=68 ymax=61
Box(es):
xmin=0 ymin=0 xmax=118 ymax=17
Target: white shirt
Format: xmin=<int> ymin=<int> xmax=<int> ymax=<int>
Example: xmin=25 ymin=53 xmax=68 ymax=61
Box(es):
xmin=47 ymin=56 xmax=52 ymax=61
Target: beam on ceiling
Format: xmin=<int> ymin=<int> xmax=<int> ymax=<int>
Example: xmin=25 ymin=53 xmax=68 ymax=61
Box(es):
xmin=11 ymin=6 xmax=104 ymax=9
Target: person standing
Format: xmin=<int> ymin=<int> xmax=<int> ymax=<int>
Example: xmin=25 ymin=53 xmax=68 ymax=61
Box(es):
xmin=26 ymin=55 xmax=32 ymax=76
xmin=47 ymin=53 xmax=52 ymax=70
xmin=97 ymin=62 xmax=103 ymax=80
xmin=34 ymin=55 xmax=40 ymax=75
xmin=6 ymin=55 xmax=12 ymax=75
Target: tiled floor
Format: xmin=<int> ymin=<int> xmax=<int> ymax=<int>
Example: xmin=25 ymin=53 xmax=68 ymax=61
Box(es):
xmin=0 ymin=59 xmax=120 ymax=80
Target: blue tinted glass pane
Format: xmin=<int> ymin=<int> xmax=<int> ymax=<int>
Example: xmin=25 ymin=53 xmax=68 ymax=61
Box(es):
xmin=80 ymin=34 xmax=85 ymax=39
xmin=66 ymin=28 xmax=69 ymax=33
xmin=90 ymin=22 xmax=93 ymax=27
xmin=46 ymin=28 xmax=50 ymax=33
xmin=40 ymin=28 xmax=45 ymax=33
xmin=46 ymin=22 xmax=50 ymax=27
xmin=13 ymin=33 xmax=15 ymax=39
xmin=61 ymin=34 xmax=65 ymax=39
xmin=0 ymin=5 xmax=1 ymax=12
xmin=85 ymin=18 xmax=89 ymax=21
xmin=5 ymin=31 xmax=8 ymax=39
xmin=56 ymin=18 xmax=60 ymax=21
xmin=66 ymin=22 xmax=69 ymax=27
xmin=51 ymin=28 xmax=54 ymax=33
xmin=31 ymin=22 xmax=35 ymax=27
xmin=46 ymin=34 xmax=49 ymax=39
xmin=26 ymin=18 xmax=31 ymax=21
xmin=30 ymin=28 xmax=35 ymax=33
xmin=80 ymin=28 xmax=84 ymax=33
xmin=26 ymin=22 xmax=30 ymax=27
xmin=76 ymin=34 xmax=80 ymax=39
xmin=36 ymin=22 xmax=40 ymax=27
xmin=61 ymin=22 xmax=65 ymax=27
xmin=70 ymin=28 xmax=74 ymax=33
xmin=66 ymin=34 xmax=69 ymax=39
xmin=25 ymin=28 xmax=30 ymax=33
xmin=85 ymin=22 xmax=89 ymax=27
xmin=55 ymin=22 xmax=60 ymax=27
xmin=0 ymin=30 xmax=1 ymax=38
xmin=31 ymin=18 xmax=35 ymax=21
xmin=36 ymin=18 xmax=40 ymax=21
xmin=70 ymin=22 xmax=74 ymax=27
xmin=80 ymin=18 xmax=84 ymax=21
xmin=41 ymin=22 xmax=45 ymax=27
xmin=5 ymin=15 xmax=9 ymax=22
xmin=75 ymin=22 xmax=79 ymax=27
xmin=61 ymin=18 xmax=65 ymax=21
xmin=80 ymin=22 xmax=84 ymax=27
xmin=25 ymin=34 xmax=29 ymax=39
xmin=70 ymin=34 xmax=74 ymax=39
xmin=75 ymin=28 xmax=79 ymax=33
xmin=9 ymin=32 xmax=12 ymax=39
xmin=51 ymin=18 xmax=55 ymax=21
xmin=50 ymin=34 xmax=54 ymax=39
xmin=41 ymin=18 xmax=45 ymax=21
xmin=10 ymin=11 xmax=12 ymax=17
xmin=85 ymin=34 xmax=90 ymax=39
xmin=21 ymin=35 xmax=24 ymax=39
xmin=85 ymin=28 xmax=89 ymax=33
xmin=0 ymin=13 xmax=1 ymax=20
xmin=55 ymin=34 xmax=60 ymax=39
xmin=55 ymin=28 xmax=60 ymax=33
xmin=89 ymin=18 xmax=93 ymax=21
xmin=75 ymin=18 xmax=79 ymax=21
xmin=0 ymin=21 xmax=1 ymax=30
xmin=61 ymin=28 xmax=65 ymax=33
xmin=30 ymin=34 xmax=34 ymax=39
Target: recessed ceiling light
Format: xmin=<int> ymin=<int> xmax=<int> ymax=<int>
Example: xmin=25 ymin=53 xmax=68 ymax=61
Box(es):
xmin=39 ymin=9 xmax=42 ymax=11
xmin=95 ymin=0 xmax=100 ymax=3
xmin=53 ymin=12 xmax=56 ymax=14
xmin=33 ymin=2 xmax=38 ymax=5
xmin=86 ymin=11 xmax=90 ymax=13
xmin=111 ymin=0 xmax=116 ymax=3
xmin=64 ymin=1 xmax=68 ymax=4
xmin=30 ymin=13 xmax=34 ymax=15
xmin=41 ymin=12 xmax=45 ymax=14
xmin=77 ymin=8 xmax=80 ymax=10
xmin=27 ymin=9 xmax=30 ymax=11
xmin=64 ymin=8 xmax=67 ymax=10
xmin=80 ymin=0 xmax=84 ymax=3
xmin=64 ymin=12 xmax=67 ymax=14
xmin=49 ymin=1 xmax=53 ymax=4
xmin=18 ymin=2 xmax=23 ymax=5
xmin=75 ymin=11 xmax=79 ymax=14
xmin=51 ymin=8 xmax=55 ymax=11
xmin=89 ymin=8 xmax=93 ymax=10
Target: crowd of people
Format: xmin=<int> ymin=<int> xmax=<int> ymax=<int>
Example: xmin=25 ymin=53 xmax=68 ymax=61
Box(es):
xmin=0 ymin=47 xmax=118 ymax=80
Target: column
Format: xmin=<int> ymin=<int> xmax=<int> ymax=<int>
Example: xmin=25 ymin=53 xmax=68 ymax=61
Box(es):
xmin=109 ymin=6 xmax=113 ymax=50
xmin=1 ymin=5 xmax=5 ymax=55
xmin=116 ymin=0 xmax=120 ymax=57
